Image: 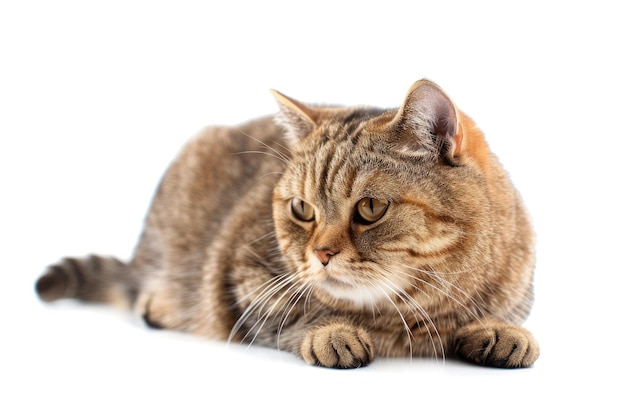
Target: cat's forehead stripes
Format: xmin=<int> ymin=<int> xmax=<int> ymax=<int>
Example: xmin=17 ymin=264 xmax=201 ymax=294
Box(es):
xmin=294 ymin=110 xmax=403 ymax=207
xmin=333 ymin=107 xmax=390 ymax=144
xmin=297 ymin=138 xmax=352 ymax=218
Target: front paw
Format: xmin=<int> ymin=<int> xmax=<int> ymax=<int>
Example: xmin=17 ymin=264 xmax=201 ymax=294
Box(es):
xmin=300 ymin=322 xmax=374 ymax=369
xmin=454 ymin=320 xmax=539 ymax=368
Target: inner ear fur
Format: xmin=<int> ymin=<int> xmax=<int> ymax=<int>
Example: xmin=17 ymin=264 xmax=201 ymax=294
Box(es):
xmin=271 ymin=89 xmax=319 ymax=141
xmin=391 ymin=79 xmax=464 ymax=159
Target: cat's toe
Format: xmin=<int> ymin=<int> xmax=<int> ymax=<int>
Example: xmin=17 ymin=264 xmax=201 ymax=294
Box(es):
xmin=301 ymin=322 xmax=374 ymax=369
xmin=454 ymin=321 xmax=539 ymax=368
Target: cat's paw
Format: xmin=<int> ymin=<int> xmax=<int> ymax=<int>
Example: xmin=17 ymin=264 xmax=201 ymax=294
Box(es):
xmin=454 ymin=320 xmax=539 ymax=368
xmin=300 ymin=322 xmax=374 ymax=369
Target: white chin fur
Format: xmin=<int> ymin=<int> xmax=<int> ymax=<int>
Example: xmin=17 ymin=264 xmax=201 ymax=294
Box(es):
xmin=315 ymin=274 xmax=394 ymax=308
xmin=307 ymin=259 xmax=398 ymax=308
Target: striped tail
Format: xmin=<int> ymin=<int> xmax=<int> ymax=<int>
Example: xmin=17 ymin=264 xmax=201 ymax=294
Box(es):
xmin=35 ymin=255 xmax=138 ymax=309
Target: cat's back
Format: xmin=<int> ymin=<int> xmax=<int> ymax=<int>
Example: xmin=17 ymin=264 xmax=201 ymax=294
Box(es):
xmin=156 ymin=114 xmax=286 ymax=210
xmin=133 ymin=116 xmax=286 ymax=271
xmin=173 ymin=115 xmax=286 ymax=179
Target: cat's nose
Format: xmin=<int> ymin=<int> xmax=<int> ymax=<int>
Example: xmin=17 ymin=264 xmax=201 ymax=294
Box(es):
xmin=314 ymin=248 xmax=337 ymax=267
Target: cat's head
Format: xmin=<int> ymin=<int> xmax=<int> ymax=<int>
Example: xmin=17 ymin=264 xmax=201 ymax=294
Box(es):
xmin=271 ymin=80 xmax=491 ymax=310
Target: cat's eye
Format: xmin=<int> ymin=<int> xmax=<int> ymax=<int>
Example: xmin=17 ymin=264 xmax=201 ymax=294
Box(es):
xmin=291 ymin=197 xmax=315 ymax=222
xmin=355 ymin=198 xmax=389 ymax=224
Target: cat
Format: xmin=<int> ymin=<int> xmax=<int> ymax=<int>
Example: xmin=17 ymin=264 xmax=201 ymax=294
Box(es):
xmin=35 ymin=79 xmax=539 ymax=369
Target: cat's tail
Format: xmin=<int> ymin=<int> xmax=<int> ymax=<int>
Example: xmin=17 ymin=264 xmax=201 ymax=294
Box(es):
xmin=35 ymin=255 xmax=138 ymax=309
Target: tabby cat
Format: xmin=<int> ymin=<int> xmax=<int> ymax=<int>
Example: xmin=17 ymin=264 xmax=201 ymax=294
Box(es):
xmin=36 ymin=79 xmax=539 ymax=369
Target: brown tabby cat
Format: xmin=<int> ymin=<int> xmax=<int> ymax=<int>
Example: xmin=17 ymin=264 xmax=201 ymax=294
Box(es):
xmin=36 ymin=79 xmax=539 ymax=369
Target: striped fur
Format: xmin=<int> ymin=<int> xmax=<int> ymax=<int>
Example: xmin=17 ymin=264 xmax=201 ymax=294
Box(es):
xmin=36 ymin=79 xmax=539 ymax=368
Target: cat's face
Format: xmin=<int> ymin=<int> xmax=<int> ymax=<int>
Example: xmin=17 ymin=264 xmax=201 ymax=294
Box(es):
xmin=271 ymin=82 xmax=485 ymax=310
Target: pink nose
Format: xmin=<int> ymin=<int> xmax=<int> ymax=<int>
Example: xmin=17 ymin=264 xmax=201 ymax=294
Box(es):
xmin=314 ymin=248 xmax=337 ymax=266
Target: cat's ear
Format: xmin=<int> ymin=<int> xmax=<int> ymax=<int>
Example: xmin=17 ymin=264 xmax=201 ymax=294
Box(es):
xmin=271 ymin=90 xmax=318 ymax=141
xmin=391 ymin=80 xmax=463 ymax=159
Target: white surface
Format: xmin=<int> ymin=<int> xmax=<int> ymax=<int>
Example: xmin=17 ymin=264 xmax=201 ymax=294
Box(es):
xmin=1 ymin=1 xmax=624 ymax=416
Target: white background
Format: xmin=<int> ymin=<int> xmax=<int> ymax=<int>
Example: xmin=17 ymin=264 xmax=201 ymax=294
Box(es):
xmin=1 ymin=1 xmax=624 ymax=415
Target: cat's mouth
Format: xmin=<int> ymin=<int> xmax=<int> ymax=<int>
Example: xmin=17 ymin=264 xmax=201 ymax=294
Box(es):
xmin=310 ymin=264 xmax=358 ymax=288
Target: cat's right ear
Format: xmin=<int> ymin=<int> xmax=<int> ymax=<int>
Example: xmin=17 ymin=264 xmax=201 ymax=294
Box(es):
xmin=271 ymin=90 xmax=318 ymax=142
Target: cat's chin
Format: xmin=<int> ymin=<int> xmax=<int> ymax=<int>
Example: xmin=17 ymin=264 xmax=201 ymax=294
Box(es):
xmin=313 ymin=273 xmax=385 ymax=309
xmin=322 ymin=274 xmax=356 ymax=289
xmin=305 ymin=261 xmax=397 ymax=308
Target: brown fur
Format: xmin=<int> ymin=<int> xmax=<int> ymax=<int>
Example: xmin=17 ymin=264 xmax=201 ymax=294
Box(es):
xmin=36 ymin=79 xmax=539 ymax=368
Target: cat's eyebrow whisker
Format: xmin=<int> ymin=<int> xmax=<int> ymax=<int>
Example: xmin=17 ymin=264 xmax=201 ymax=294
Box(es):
xmin=236 ymin=130 xmax=292 ymax=163
xmin=256 ymin=171 xmax=287 ymax=181
xmin=243 ymin=129 xmax=293 ymax=156
xmin=234 ymin=150 xmax=290 ymax=165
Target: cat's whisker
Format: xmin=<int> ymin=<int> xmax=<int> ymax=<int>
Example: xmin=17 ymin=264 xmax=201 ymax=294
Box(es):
xmin=276 ymin=277 xmax=314 ymax=349
xmin=229 ymin=257 xmax=286 ymax=305
xmin=377 ymin=273 xmax=445 ymax=363
xmin=422 ymin=267 xmax=488 ymax=325
xmin=228 ymin=272 xmax=296 ymax=345
xmin=366 ymin=283 xmax=383 ymax=322
xmin=388 ymin=260 xmax=486 ymax=326
xmin=303 ymin=282 xmax=316 ymax=314
xmin=371 ymin=277 xmax=416 ymax=358
xmin=241 ymin=297 xmax=287 ymax=348
xmin=246 ymin=230 xmax=278 ymax=246
xmin=238 ymin=270 xmax=318 ymax=350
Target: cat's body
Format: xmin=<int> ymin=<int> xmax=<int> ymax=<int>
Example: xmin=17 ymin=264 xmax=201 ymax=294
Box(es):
xmin=36 ymin=80 xmax=539 ymax=368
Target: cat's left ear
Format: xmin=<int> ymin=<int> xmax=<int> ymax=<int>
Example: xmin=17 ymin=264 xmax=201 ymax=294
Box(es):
xmin=271 ymin=90 xmax=318 ymax=142
xmin=390 ymin=80 xmax=464 ymax=160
